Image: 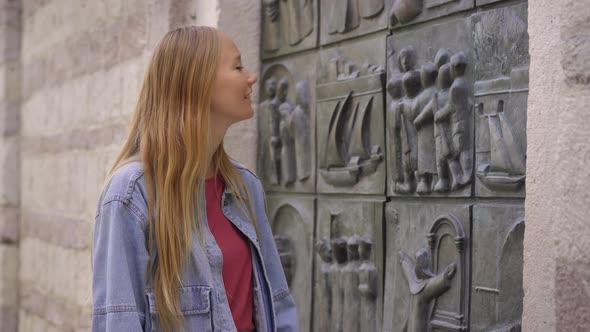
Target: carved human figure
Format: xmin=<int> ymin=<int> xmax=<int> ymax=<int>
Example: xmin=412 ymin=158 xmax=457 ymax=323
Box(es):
xmin=343 ymin=236 xmax=361 ymax=332
xmin=328 ymin=0 xmax=360 ymax=35
xmin=429 ymin=64 xmax=454 ymax=192
xmin=315 ymin=239 xmax=333 ymax=332
xmin=284 ymin=0 xmax=314 ymax=46
xmin=360 ymin=0 xmax=385 ymax=18
xmin=263 ymin=0 xmax=281 ymax=51
xmin=278 ymin=77 xmax=297 ymax=186
xmin=449 ymin=52 xmax=472 ymax=186
xmin=358 ymin=237 xmax=378 ymax=332
xmin=274 ymin=235 xmax=294 ymax=286
xmin=397 ymin=70 xmax=422 ymax=193
xmin=263 ymin=77 xmax=281 ymax=185
xmin=329 ymin=238 xmax=348 ymax=332
xmin=434 ymin=53 xmax=470 ymax=190
xmin=292 ymin=80 xmax=312 ymax=182
xmin=412 ymin=63 xmax=438 ymax=194
xmin=399 ymin=248 xmax=457 ymax=332
xmin=387 ymin=77 xmax=404 ymax=186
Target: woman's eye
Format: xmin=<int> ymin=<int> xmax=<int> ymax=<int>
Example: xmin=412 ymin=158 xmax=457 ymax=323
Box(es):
xmin=236 ymin=66 xmax=244 ymax=71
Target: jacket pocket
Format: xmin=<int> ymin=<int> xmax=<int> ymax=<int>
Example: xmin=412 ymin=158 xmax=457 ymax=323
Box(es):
xmin=146 ymin=285 xmax=213 ymax=332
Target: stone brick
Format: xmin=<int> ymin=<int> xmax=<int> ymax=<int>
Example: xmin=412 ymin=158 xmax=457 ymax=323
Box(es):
xmin=0 ymin=136 xmax=19 ymax=206
xmin=555 ymin=259 xmax=590 ymax=331
xmin=0 ymin=206 xmax=18 ymax=243
xmin=0 ymin=305 xmax=17 ymax=332
xmin=0 ymin=244 xmax=18 ymax=305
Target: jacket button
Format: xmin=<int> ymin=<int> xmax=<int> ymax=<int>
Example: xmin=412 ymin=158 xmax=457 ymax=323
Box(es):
xmin=223 ymin=200 xmax=229 ymax=207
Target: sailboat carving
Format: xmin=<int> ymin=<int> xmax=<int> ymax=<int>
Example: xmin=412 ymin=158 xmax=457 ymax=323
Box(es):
xmin=320 ymin=92 xmax=383 ymax=186
xmin=477 ymin=100 xmax=526 ymax=191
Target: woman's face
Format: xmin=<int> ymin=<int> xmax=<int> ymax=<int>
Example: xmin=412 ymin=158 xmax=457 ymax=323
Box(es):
xmin=210 ymin=32 xmax=258 ymax=127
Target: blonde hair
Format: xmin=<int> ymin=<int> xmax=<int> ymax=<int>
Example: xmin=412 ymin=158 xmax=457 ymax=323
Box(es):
xmin=108 ymin=26 xmax=256 ymax=331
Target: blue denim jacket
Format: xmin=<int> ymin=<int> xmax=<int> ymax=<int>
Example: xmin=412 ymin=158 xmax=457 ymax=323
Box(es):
xmin=92 ymin=161 xmax=299 ymax=331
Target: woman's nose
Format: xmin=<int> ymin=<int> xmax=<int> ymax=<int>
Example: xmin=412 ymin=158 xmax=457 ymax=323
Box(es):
xmin=247 ymin=69 xmax=258 ymax=85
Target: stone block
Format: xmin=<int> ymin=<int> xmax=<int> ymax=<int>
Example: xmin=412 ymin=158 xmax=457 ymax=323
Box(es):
xmin=0 ymin=305 xmax=17 ymax=332
xmin=316 ymin=35 xmax=387 ymax=195
xmin=471 ymin=203 xmax=524 ymax=331
xmin=386 ymin=17 xmax=474 ymax=197
xmin=266 ymin=194 xmax=315 ymax=331
xmin=561 ymin=0 xmax=590 ymax=86
xmin=320 ymin=0 xmax=389 ymax=46
xmin=555 ymin=259 xmax=590 ymax=330
xmin=0 ymin=206 xmax=18 ymax=243
xmin=315 ymin=196 xmax=384 ymax=332
xmin=0 ymin=61 xmax=20 ymax=102
xmin=383 ymin=201 xmax=470 ymax=332
xmin=258 ymin=52 xmax=317 ymax=193
xmin=0 ymin=136 xmax=19 ymax=206
xmin=0 ymin=244 xmax=18 ymax=305
xmin=0 ymin=101 xmax=20 ymax=137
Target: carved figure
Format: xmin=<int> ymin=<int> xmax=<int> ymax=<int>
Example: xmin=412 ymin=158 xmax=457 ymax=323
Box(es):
xmin=315 ymin=239 xmax=333 ymax=332
xmin=449 ymin=52 xmax=472 ymax=187
xmin=399 ymin=248 xmax=457 ymax=332
xmin=328 ymin=0 xmax=384 ymax=35
xmin=397 ymin=71 xmax=422 ymax=193
xmin=263 ymin=0 xmax=313 ymax=51
xmin=358 ymin=237 xmax=377 ymax=332
xmin=292 ymin=80 xmax=312 ymax=181
xmin=329 ymin=238 xmax=348 ymax=332
xmin=430 ymin=64 xmax=454 ymax=192
xmin=263 ymin=0 xmax=281 ymax=51
xmin=278 ymin=77 xmax=297 ymax=186
xmin=389 ymin=0 xmax=423 ymax=26
xmin=387 ymin=77 xmax=404 ymax=185
xmin=263 ymin=77 xmax=282 ymax=185
xmin=275 ymin=235 xmax=294 ymax=286
xmin=360 ymin=0 xmax=385 ymax=18
xmin=285 ymin=0 xmax=314 ymax=46
xmin=343 ymin=236 xmax=361 ymax=332
xmin=412 ymin=63 xmax=438 ymax=193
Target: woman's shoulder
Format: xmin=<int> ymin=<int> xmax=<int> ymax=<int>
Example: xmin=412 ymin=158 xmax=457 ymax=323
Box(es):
xmin=230 ymin=159 xmax=263 ymax=189
xmin=98 ymin=161 xmax=148 ymax=214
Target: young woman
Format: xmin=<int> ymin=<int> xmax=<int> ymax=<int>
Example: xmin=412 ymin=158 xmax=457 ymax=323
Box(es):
xmin=92 ymin=26 xmax=298 ymax=332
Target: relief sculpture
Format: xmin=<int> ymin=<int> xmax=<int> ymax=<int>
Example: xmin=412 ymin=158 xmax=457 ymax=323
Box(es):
xmin=318 ymin=56 xmax=384 ymax=188
xmin=263 ymin=0 xmax=314 ymax=52
xmin=399 ymin=248 xmax=457 ymax=332
xmin=389 ymin=48 xmax=473 ymax=195
xmin=259 ymin=66 xmax=312 ymax=189
xmin=315 ymin=235 xmax=380 ymax=332
xmin=328 ymin=0 xmax=384 ymax=35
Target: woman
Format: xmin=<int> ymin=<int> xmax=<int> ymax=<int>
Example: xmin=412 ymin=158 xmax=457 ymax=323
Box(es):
xmin=92 ymin=26 xmax=298 ymax=332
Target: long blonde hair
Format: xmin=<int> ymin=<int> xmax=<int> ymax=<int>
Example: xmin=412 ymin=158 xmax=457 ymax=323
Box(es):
xmin=108 ymin=26 xmax=256 ymax=331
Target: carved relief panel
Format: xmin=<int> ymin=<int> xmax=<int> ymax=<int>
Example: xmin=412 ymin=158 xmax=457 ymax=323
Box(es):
xmin=320 ymin=0 xmax=390 ymax=45
xmin=471 ymin=203 xmax=524 ymax=331
xmin=388 ymin=0 xmax=472 ymax=29
xmin=316 ymin=35 xmax=387 ymax=194
xmin=473 ymin=4 xmax=529 ymax=198
xmin=261 ymin=0 xmax=318 ymax=59
xmin=267 ymin=195 xmax=315 ymax=331
xmin=386 ymin=18 xmax=475 ymax=197
xmin=257 ymin=53 xmax=317 ymax=193
xmin=314 ymin=197 xmax=384 ymax=332
xmin=383 ymin=202 xmax=471 ymax=332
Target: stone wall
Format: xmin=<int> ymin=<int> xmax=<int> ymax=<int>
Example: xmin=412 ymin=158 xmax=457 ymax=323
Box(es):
xmin=11 ymin=0 xmax=261 ymax=330
xmin=0 ymin=1 xmax=21 ymax=331
xmin=523 ymin=0 xmax=590 ymax=330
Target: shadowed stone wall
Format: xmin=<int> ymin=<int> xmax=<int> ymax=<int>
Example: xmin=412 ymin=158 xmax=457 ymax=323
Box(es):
xmin=0 ymin=1 xmax=20 ymax=331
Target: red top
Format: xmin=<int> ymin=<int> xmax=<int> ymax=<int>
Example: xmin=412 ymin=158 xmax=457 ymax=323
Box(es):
xmin=205 ymin=175 xmax=255 ymax=330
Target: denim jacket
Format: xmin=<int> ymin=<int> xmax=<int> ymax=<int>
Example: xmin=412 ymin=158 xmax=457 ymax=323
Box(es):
xmin=92 ymin=160 xmax=299 ymax=331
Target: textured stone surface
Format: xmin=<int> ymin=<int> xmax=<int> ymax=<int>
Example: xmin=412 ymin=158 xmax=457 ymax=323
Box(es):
xmin=267 ymin=194 xmax=314 ymax=331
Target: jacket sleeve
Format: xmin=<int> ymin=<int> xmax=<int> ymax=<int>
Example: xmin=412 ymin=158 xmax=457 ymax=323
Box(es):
xmin=92 ymin=199 xmax=150 ymax=332
xmin=251 ymin=178 xmax=300 ymax=332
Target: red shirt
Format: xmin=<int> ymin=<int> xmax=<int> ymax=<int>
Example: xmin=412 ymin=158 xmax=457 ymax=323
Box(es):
xmin=205 ymin=175 xmax=255 ymax=330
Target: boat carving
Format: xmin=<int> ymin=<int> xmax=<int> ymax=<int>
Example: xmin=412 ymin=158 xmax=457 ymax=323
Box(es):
xmin=320 ymin=91 xmax=383 ymax=186
xmin=476 ymin=100 xmax=526 ymax=191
